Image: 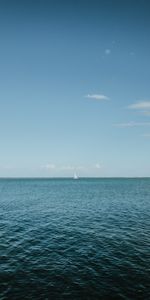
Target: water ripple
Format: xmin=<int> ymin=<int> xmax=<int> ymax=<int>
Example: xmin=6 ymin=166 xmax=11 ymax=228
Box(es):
xmin=0 ymin=178 xmax=150 ymax=299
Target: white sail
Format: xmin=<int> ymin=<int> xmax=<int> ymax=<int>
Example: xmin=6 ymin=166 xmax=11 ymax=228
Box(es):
xmin=73 ymin=173 xmax=78 ymax=179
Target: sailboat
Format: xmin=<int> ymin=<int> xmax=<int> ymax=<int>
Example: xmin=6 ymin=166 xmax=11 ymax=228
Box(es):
xmin=73 ymin=172 xmax=78 ymax=179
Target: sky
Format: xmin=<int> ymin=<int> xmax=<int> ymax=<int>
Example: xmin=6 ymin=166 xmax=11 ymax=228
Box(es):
xmin=0 ymin=0 xmax=150 ymax=177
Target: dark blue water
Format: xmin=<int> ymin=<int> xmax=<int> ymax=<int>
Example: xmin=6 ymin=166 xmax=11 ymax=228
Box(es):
xmin=0 ymin=178 xmax=150 ymax=299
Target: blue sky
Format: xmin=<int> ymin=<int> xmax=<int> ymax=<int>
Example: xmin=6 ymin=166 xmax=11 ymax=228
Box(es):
xmin=0 ymin=0 xmax=150 ymax=177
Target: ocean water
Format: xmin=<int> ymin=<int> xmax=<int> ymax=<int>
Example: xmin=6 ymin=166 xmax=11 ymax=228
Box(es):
xmin=0 ymin=178 xmax=150 ymax=300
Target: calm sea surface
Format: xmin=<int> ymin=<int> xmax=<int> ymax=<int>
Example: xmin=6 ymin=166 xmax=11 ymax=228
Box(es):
xmin=0 ymin=178 xmax=150 ymax=299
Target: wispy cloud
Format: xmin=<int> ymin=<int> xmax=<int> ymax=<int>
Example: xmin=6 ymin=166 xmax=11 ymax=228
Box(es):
xmin=127 ymin=101 xmax=150 ymax=117
xmin=60 ymin=165 xmax=84 ymax=171
xmin=60 ymin=165 xmax=74 ymax=171
xmin=105 ymin=49 xmax=111 ymax=55
xmin=128 ymin=101 xmax=150 ymax=111
xmin=85 ymin=94 xmax=109 ymax=101
xmin=42 ymin=164 xmax=56 ymax=170
xmin=41 ymin=163 xmax=102 ymax=173
xmin=42 ymin=164 xmax=84 ymax=171
xmin=114 ymin=121 xmax=150 ymax=127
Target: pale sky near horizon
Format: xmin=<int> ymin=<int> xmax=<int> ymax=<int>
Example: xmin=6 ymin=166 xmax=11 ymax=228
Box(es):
xmin=0 ymin=0 xmax=150 ymax=177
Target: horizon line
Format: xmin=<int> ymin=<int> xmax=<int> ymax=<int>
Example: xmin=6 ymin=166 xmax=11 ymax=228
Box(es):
xmin=0 ymin=176 xmax=150 ymax=179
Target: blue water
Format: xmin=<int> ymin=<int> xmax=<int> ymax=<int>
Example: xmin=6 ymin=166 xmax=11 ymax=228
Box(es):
xmin=0 ymin=178 xmax=150 ymax=299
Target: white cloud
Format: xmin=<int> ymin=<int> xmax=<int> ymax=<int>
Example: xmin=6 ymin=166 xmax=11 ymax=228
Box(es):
xmin=105 ymin=49 xmax=111 ymax=55
xmin=43 ymin=164 xmax=56 ymax=170
xmin=114 ymin=121 xmax=150 ymax=127
xmin=42 ymin=164 xmax=84 ymax=171
xmin=85 ymin=94 xmax=109 ymax=101
xmin=128 ymin=101 xmax=150 ymax=116
xmin=128 ymin=101 xmax=150 ymax=110
xmin=60 ymin=165 xmax=84 ymax=171
xmin=60 ymin=165 xmax=75 ymax=171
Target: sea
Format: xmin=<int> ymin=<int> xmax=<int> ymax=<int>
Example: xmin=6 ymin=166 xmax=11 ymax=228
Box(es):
xmin=0 ymin=178 xmax=150 ymax=299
